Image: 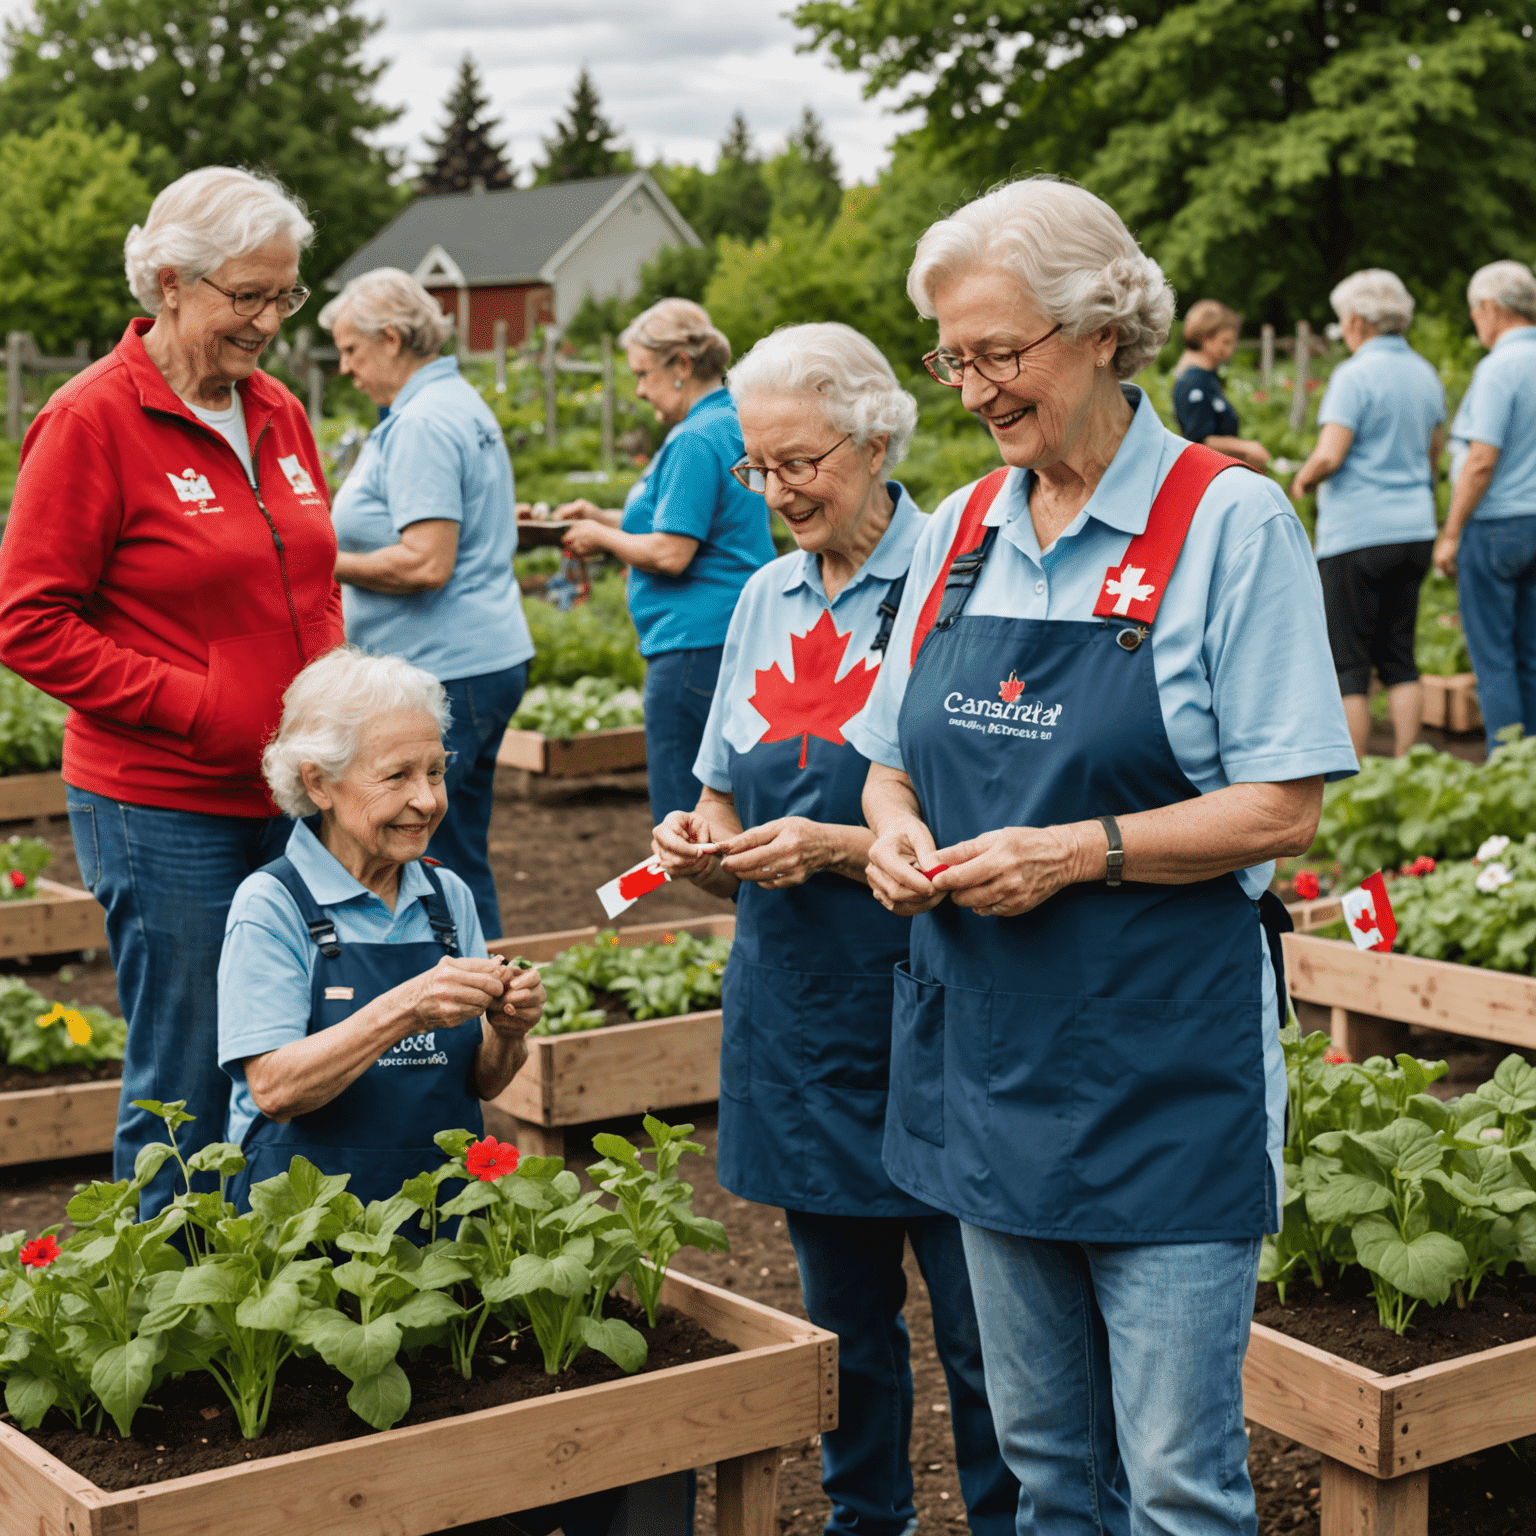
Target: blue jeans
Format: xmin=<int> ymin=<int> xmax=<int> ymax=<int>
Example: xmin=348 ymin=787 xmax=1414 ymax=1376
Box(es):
xmin=959 ymin=1226 xmax=1262 ymax=1536
xmin=66 ymin=789 xmax=290 ymax=1218
xmin=642 ymin=645 xmax=723 ymax=827
xmin=1458 ymin=515 xmax=1536 ymax=750
xmin=430 ymin=662 xmax=527 ymax=942
xmin=786 ymin=1209 xmax=1018 ymax=1536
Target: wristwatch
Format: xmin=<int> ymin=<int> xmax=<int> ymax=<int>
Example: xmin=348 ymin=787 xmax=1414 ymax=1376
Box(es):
xmin=1097 ymin=814 xmax=1124 ymax=888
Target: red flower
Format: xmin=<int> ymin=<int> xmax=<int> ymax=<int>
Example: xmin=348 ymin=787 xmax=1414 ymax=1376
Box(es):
xmin=7 ymin=870 xmax=24 ymax=890
xmin=1324 ymin=1049 xmax=1351 ymax=1065
xmin=19 ymin=1234 xmax=61 ymax=1268
xmin=1411 ymin=856 xmax=1436 ymax=876
xmin=661 ymin=933 xmax=675 ymax=945
xmin=1293 ymin=871 xmax=1320 ymax=901
xmin=1253 ymin=391 xmax=1269 ymax=403
xmin=465 ymin=1137 xmax=520 ymax=1182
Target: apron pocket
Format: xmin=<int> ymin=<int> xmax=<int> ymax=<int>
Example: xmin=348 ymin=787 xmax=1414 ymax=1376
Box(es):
xmin=892 ymin=961 xmax=945 ymax=1147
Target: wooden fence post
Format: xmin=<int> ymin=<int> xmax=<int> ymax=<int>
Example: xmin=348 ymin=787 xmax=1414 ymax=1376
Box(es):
xmin=5 ymin=332 xmax=22 ymax=441
xmin=1260 ymin=324 xmax=1275 ymax=391
xmin=601 ymin=332 xmax=615 ymax=473
xmin=493 ymin=319 xmax=508 ymax=394
xmin=543 ymin=328 xmax=559 ymax=444
xmin=307 ymin=362 xmax=324 ymax=430
xmin=1290 ymin=320 xmax=1312 ymax=432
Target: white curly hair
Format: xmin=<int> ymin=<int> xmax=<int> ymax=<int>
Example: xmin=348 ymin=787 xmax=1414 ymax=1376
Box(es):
xmin=318 ymin=268 xmax=454 ymax=356
xmin=1467 ymin=260 xmax=1536 ymax=322
xmin=262 ymin=648 xmax=450 ymax=820
xmin=1329 ymin=269 xmax=1415 ymax=335
xmin=906 ymin=176 xmax=1175 ymax=380
xmin=727 ymin=322 xmax=919 ymax=465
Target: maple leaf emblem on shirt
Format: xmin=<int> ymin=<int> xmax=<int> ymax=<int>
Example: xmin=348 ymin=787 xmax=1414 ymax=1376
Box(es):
xmin=749 ymin=610 xmax=879 ymax=769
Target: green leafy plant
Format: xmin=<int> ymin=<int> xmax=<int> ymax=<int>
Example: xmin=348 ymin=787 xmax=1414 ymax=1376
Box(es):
xmin=0 ymin=978 xmax=125 ymax=1071
xmin=0 ymin=835 xmax=51 ymax=901
xmin=532 ymin=930 xmax=731 ymax=1035
xmin=1388 ymin=836 xmax=1536 ymax=974
xmin=523 ymin=573 xmax=646 ymax=688
xmin=1415 ymin=571 xmax=1472 ymax=678
xmin=0 ymin=667 xmax=66 ymax=775
xmin=511 ymin=676 xmax=644 ymax=739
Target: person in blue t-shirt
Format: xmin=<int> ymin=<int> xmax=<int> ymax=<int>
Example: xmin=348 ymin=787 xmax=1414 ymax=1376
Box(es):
xmin=1171 ymin=299 xmax=1271 ymax=470
xmin=560 ymin=299 xmax=776 ymax=823
xmin=322 ymin=268 xmax=535 ymax=942
xmin=1433 ymin=260 xmax=1536 ymax=749
xmin=1290 ymin=269 xmax=1446 ymax=760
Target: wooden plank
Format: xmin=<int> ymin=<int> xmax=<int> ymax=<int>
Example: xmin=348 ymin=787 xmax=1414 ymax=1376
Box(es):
xmin=0 ymin=878 xmax=106 ymax=960
xmin=511 ymin=1119 xmax=564 ymax=1159
xmin=497 ymin=726 xmax=647 ymax=779
xmin=496 ymin=728 xmax=550 ymax=773
xmin=487 ymin=925 xmax=599 ymax=962
xmin=1383 ymin=1333 xmax=1536 ymax=1475
xmin=1286 ymin=895 xmax=1343 ymax=933
xmin=618 ymin=915 xmax=735 ymax=944
xmin=0 ymin=770 xmax=68 ymax=822
xmin=1284 ymin=935 xmax=1536 ymax=1049
xmin=1420 ymin=673 xmax=1481 ymax=735
xmin=1242 ymin=1323 xmax=1388 ymax=1476
xmin=716 ymin=1447 xmax=781 ymax=1536
xmin=1320 ymin=1457 xmax=1427 ymax=1536
xmin=1330 ymin=1007 xmax=1413 ymax=1065
xmin=0 ymin=1077 xmax=119 ymax=1166
xmin=0 ymin=1419 xmax=99 ymax=1535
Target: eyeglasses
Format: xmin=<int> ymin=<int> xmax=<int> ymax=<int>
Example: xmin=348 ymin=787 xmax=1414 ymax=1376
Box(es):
xmin=922 ymin=324 xmax=1063 ymax=387
xmin=202 ymin=277 xmax=311 ymax=320
xmin=730 ymin=435 xmax=851 ymax=494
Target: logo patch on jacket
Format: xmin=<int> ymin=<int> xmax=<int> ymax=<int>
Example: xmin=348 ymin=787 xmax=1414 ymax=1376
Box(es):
xmin=278 ymin=454 xmax=317 ymax=497
xmin=166 ymin=468 xmax=215 ymax=503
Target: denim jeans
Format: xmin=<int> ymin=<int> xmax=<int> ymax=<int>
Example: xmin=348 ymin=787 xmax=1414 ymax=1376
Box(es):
xmin=642 ymin=645 xmax=723 ymax=827
xmin=1457 ymin=514 xmax=1536 ymax=750
xmin=959 ymin=1226 xmax=1262 ymax=1536
xmin=430 ymin=662 xmax=527 ymax=942
xmin=66 ymin=789 xmax=290 ymax=1218
xmin=786 ymin=1209 xmax=1018 ymax=1536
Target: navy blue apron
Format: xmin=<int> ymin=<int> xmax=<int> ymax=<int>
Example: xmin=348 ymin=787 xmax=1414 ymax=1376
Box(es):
xmin=718 ymin=575 xmax=934 ymax=1217
xmin=884 ymin=462 xmax=1277 ymax=1243
xmin=228 ymin=851 xmax=485 ymax=1216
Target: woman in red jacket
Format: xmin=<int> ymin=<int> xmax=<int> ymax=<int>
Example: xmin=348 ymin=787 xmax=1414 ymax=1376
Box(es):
xmin=0 ymin=166 xmax=343 ymax=1216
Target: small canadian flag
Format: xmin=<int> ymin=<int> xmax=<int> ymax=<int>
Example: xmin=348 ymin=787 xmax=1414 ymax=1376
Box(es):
xmin=1340 ymin=871 xmax=1397 ymax=953
xmin=596 ymin=854 xmax=671 ymax=920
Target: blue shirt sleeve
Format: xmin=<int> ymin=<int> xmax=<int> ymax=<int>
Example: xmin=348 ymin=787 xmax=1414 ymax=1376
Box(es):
xmin=380 ymin=412 xmax=468 ymax=531
xmin=436 ymin=867 xmax=488 ymax=957
xmin=692 ymin=581 xmax=756 ymax=793
xmin=1461 ymin=355 xmax=1517 ymax=450
xmin=647 ymin=427 xmax=732 ymax=541
xmin=1317 ymin=362 xmax=1365 ymax=432
xmin=217 ymin=872 xmax=315 ymax=1079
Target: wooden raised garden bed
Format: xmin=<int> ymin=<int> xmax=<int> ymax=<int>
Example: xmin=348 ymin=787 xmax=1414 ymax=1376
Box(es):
xmin=1243 ymin=1321 xmax=1536 ymax=1535
xmin=1282 ymin=931 xmax=1536 ymax=1062
xmin=498 ymin=723 xmax=647 ymax=777
xmin=0 ymin=1267 xmax=836 ymax=1536
xmin=0 ymin=1075 xmax=119 ymax=1168
xmin=0 ymin=878 xmax=106 ymax=961
xmin=486 ymin=914 xmax=734 ymax=1158
xmin=0 ymin=769 xmax=67 ymax=822
xmin=1284 ymin=894 xmax=1344 ymax=933
xmin=1420 ymin=672 xmax=1482 ymax=734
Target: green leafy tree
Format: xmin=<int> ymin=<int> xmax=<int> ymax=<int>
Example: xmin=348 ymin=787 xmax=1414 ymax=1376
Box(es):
xmin=0 ymin=0 xmax=408 ymax=289
xmin=767 ymin=107 xmax=844 ymax=228
xmin=534 ymin=69 xmax=630 ymax=185
xmin=0 ymin=113 xmax=153 ymax=355
xmin=694 ymin=112 xmax=773 ymax=243
xmin=795 ymin=0 xmax=1536 ymax=321
xmin=418 ymin=55 xmax=514 ymax=195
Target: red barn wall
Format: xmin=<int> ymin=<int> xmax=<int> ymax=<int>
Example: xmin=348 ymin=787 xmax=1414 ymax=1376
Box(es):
xmin=423 ymin=284 xmax=557 ymax=352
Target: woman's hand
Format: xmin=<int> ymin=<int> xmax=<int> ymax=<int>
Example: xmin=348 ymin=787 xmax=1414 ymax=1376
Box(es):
xmin=1433 ymin=532 xmax=1459 ymax=578
xmin=556 ymin=498 xmax=605 ymax=521
xmin=401 ymin=956 xmax=508 ymax=1032
xmin=485 ymin=963 xmax=544 ymax=1038
xmin=930 ymin=825 xmax=1089 ymax=918
xmin=561 ymin=521 xmax=609 ymax=558
xmin=717 ymin=817 xmax=838 ymax=889
xmin=653 ymin=809 xmax=725 ymax=882
xmin=867 ymin=814 xmax=946 ymax=916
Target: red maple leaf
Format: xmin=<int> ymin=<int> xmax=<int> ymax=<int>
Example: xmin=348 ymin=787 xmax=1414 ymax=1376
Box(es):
xmin=750 ymin=610 xmax=880 ymax=769
xmin=1352 ymin=903 xmax=1378 ymax=934
xmin=999 ymin=671 xmax=1024 ymax=703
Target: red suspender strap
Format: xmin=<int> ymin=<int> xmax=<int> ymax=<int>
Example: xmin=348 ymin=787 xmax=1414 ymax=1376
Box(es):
xmin=909 ymin=467 xmax=1010 ymax=666
xmin=1091 ymin=443 xmax=1250 ymax=625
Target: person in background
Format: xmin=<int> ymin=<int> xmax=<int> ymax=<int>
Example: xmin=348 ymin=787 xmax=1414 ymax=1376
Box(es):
xmin=654 ymin=323 xmax=1017 ymax=1536
xmin=558 ymin=299 xmax=776 ymax=825
xmin=320 ymin=268 xmax=535 ymax=943
xmin=1433 ymin=260 xmax=1536 ymax=750
xmin=1171 ymin=299 xmax=1271 ymax=470
xmin=0 ymin=167 xmax=341 ymax=1216
xmin=1291 ymin=269 xmax=1446 ymax=759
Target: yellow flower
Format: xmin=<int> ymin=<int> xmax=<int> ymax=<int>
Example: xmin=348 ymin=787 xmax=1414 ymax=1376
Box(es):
xmin=35 ymin=1004 xmax=92 ymax=1046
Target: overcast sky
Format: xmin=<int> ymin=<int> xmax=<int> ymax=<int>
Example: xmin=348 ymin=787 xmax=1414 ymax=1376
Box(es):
xmin=364 ymin=0 xmax=915 ymax=183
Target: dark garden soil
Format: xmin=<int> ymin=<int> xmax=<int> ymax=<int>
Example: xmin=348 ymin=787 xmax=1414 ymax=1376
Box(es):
xmin=3 ymin=783 xmax=1535 ymax=1531
xmin=0 ymin=1060 xmax=121 ymax=1093
xmin=31 ymin=1295 xmax=734 ymax=1491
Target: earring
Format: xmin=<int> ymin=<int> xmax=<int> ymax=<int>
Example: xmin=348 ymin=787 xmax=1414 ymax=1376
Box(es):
xmin=1096 ymin=357 xmax=1108 ymax=368
xmin=673 ymin=378 xmax=683 ymax=389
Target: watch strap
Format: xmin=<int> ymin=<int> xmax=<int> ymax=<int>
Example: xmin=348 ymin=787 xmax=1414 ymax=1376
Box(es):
xmin=1097 ymin=814 xmax=1124 ymax=888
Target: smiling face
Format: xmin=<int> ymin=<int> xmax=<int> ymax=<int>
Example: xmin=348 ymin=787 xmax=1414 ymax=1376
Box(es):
xmin=161 ymin=237 xmax=300 ymax=391
xmin=738 ymin=392 xmax=886 ymax=556
xmin=932 ymin=267 xmax=1110 ymax=471
xmin=307 ymin=710 xmax=448 ymax=874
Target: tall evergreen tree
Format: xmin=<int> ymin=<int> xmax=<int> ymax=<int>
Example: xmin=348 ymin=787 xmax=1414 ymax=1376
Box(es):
xmin=0 ymin=0 xmax=408 ymax=289
xmin=768 ymin=107 xmax=844 ymax=227
xmin=534 ymin=69 xmax=628 ymax=185
xmin=696 ymin=111 xmax=773 ymax=243
xmin=418 ymin=55 xmax=514 ymax=195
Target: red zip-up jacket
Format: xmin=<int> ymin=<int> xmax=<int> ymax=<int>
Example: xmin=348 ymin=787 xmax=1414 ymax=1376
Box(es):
xmin=0 ymin=319 xmax=344 ymax=817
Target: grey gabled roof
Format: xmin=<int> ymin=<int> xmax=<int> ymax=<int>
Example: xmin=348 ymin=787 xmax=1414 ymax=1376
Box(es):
xmin=326 ymin=171 xmax=701 ymax=289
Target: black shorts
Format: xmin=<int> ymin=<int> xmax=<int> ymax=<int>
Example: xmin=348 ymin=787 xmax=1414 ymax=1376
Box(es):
xmin=1317 ymin=540 xmax=1433 ymax=695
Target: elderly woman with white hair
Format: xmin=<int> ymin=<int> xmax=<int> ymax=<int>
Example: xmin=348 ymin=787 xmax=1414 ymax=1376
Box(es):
xmin=218 ymin=647 xmax=543 ymax=1210
xmin=559 ymin=298 xmax=776 ymax=824
xmin=1289 ymin=269 xmax=1447 ymax=758
xmin=0 ymin=165 xmax=343 ymax=1218
xmin=1434 ymin=260 xmax=1536 ymax=748
xmin=653 ymin=322 xmax=1017 ymax=1536
xmin=320 ymin=268 xmax=534 ymax=942
xmin=845 ymin=176 xmax=1356 ymax=1536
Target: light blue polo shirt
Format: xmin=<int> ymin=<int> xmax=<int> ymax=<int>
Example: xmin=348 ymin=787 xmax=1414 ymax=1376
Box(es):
xmin=844 ymin=390 xmax=1359 ymax=1219
xmin=217 ymin=817 xmax=487 ymax=1147
xmin=622 ymin=389 xmax=777 ymax=657
xmin=695 ymin=483 xmax=927 ymax=789
xmin=1452 ymin=325 xmax=1536 ymax=520
xmin=1313 ymin=336 xmax=1445 ymax=559
xmin=332 ymin=356 xmax=535 ymax=681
